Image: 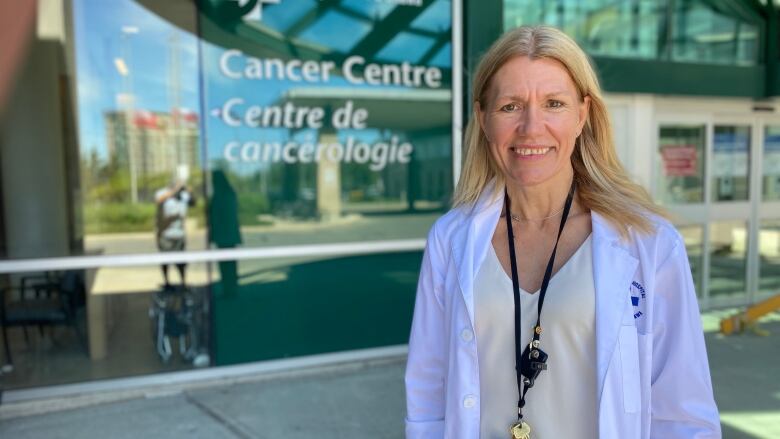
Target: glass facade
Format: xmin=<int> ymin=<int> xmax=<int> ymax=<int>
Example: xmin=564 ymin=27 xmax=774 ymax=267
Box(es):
xmin=504 ymin=0 xmax=760 ymax=65
xmin=652 ymin=118 xmax=780 ymax=306
xmin=199 ymin=0 xmax=452 ymax=248
xmin=505 ymin=0 xmax=662 ymax=59
xmin=670 ymin=0 xmax=759 ymax=66
xmin=1 ymin=0 xmax=451 ymax=389
xmin=75 ymin=1 xmax=207 ymax=256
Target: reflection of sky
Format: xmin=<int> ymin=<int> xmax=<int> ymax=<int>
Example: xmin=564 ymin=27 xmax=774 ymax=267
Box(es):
xmin=377 ymin=32 xmax=437 ymax=63
xmin=73 ymin=0 xmax=199 ymax=160
xmin=430 ymin=43 xmax=451 ymax=68
xmin=258 ymin=0 xmax=316 ymax=33
xmin=341 ymin=0 xmax=396 ymax=20
xmin=74 ymin=0 xmax=452 ymax=174
xmin=411 ymin=0 xmax=451 ymax=32
xmin=298 ymin=10 xmax=372 ymax=53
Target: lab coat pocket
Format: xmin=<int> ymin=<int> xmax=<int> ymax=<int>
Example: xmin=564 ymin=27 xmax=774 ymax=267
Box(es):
xmin=618 ymin=325 xmax=640 ymax=413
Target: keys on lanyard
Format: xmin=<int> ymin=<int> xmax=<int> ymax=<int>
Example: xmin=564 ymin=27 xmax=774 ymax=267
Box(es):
xmin=510 ymin=420 xmax=531 ymax=439
xmin=521 ymin=336 xmax=548 ymax=388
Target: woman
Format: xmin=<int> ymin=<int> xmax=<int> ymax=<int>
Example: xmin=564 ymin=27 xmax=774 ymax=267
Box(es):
xmin=405 ymin=26 xmax=720 ymax=439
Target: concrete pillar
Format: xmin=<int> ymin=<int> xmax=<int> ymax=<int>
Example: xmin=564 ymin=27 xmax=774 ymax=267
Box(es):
xmin=316 ymin=132 xmax=341 ymax=221
xmin=0 ymin=39 xmax=70 ymax=259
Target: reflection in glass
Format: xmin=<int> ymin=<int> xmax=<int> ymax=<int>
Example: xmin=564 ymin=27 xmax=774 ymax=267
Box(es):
xmin=759 ymin=219 xmax=780 ymax=293
xmin=677 ymin=224 xmax=704 ymax=297
xmin=86 ymin=261 xmax=212 ymax=370
xmin=0 ymin=264 xmax=211 ymax=390
xmin=73 ymin=0 xmax=206 ymax=256
xmin=503 ymin=0 xmax=759 ymax=66
xmin=709 ymin=221 xmax=747 ymax=299
xmin=257 ymin=0 xmax=317 ymax=33
xmin=200 ymin=0 xmax=453 ymax=248
xmin=712 ymin=126 xmax=750 ymax=201
xmin=210 ymin=253 xmax=421 ymax=365
xmin=430 ymin=42 xmax=453 ymax=68
xmin=411 ymin=0 xmax=452 ymax=32
xmin=376 ymin=32 xmax=438 ymax=63
xmin=0 ymin=0 xmax=207 ymax=260
xmin=657 ymin=125 xmax=706 ymax=204
xmin=341 ymin=0 xmax=396 ymax=21
xmin=671 ymin=0 xmax=758 ymax=66
xmin=298 ymin=10 xmax=372 ymax=52
xmin=505 ymin=0 xmax=661 ymax=59
xmin=762 ymin=126 xmax=780 ymax=201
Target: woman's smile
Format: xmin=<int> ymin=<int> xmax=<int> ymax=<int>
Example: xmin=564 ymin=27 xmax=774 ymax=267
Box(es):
xmin=509 ymin=145 xmax=553 ymax=158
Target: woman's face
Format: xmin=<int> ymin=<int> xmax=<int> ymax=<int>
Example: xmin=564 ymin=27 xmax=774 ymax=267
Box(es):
xmin=478 ymin=56 xmax=590 ymax=188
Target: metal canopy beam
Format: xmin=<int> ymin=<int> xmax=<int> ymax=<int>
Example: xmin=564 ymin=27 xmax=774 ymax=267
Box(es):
xmin=349 ymin=0 xmax=436 ymax=60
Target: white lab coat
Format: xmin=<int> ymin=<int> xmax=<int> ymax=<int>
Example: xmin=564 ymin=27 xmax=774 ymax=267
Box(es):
xmin=405 ymin=185 xmax=721 ymax=438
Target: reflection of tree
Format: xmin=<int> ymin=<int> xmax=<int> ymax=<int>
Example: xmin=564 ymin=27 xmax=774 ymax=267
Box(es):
xmin=342 ymin=161 xmax=387 ymax=202
xmin=79 ymin=154 xmax=204 ymax=233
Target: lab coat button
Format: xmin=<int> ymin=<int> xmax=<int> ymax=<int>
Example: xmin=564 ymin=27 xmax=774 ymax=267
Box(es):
xmin=461 ymin=329 xmax=474 ymax=342
xmin=463 ymin=395 xmax=476 ymax=408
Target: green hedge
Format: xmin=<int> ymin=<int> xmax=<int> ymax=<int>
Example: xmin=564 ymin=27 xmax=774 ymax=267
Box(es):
xmin=83 ymin=201 xmax=206 ymax=234
xmin=83 ymin=203 xmax=156 ymax=234
xmin=237 ymin=193 xmax=271 ymax=225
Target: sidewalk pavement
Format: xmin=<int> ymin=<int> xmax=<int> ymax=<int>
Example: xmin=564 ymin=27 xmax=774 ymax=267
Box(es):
xmin=1 ymin=315 xmax=779 ymax=439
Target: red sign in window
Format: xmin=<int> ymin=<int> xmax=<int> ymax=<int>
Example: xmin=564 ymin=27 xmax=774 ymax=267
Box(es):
xmin=661 ymin=145 xmax=697 ymax=177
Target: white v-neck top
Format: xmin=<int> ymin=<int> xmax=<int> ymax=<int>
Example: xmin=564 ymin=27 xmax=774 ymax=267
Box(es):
xmin=474 ymin=235 xmax=597 ymax=439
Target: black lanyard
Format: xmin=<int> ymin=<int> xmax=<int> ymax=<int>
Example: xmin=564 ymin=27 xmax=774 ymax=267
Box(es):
xmin=503 ymin=180 xmax=576 ymax=422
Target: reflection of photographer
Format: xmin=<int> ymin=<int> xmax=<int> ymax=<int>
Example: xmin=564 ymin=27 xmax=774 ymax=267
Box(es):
xmin=155 ymin=167 xmax=196 ymax=289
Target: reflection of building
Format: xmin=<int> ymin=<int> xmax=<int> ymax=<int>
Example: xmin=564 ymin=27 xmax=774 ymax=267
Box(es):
xmin=105 ymin=109 xmax=199 ymax=191
xmin=281 ymin=87 xmax=453 ymax=217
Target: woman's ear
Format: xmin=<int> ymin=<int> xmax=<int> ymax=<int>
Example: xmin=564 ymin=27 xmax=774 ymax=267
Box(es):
xmin=578 ymin=95 xmax=591 ymax=133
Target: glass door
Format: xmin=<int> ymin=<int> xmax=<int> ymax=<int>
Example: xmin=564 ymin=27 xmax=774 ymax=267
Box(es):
xmin=708 ymin=120 xmax=753 ymax=305
xmin=757 ymin=120 xmax=780 ymax=301
xmin=655 ymin=114 xmax=758 ymax=309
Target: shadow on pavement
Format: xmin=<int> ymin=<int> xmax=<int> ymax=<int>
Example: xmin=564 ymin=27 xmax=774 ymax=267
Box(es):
xmin=707 ymin=319 xmax=780 ymax=438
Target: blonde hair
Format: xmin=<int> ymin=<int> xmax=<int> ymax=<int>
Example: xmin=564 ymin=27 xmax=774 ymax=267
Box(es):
xmin=454 ymin=25 xmax=667 ymax=237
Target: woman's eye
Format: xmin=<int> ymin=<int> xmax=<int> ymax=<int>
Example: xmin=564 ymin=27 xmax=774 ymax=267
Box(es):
xmin=500 ymin=103 xmax=518 ymax=112
xmin=548 ymin=100 xmax=564 ymax=108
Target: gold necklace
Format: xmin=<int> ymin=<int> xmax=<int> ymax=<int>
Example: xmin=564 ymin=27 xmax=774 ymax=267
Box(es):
xmin=508 ymin=204 xmax=566 ymax=222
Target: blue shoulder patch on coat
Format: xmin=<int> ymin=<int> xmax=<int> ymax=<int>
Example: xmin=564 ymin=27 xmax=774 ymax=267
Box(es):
xmin=630 ymin=280 xmax=646 ymax=319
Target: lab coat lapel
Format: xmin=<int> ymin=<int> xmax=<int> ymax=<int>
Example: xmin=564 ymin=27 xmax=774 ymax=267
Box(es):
xmin=449 ymin=190 xmax=640 ymax=381
xmin=451 ymin=183 xmax=503 ymax=326
xmin=591 ymin=212 xmax=639 ymax=402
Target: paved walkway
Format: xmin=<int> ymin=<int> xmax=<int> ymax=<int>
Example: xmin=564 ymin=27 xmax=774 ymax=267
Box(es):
xmin=1 ymin=359 xmax=406 ymax=439
xmin=1 ymin=315 xmax=779 ymax=438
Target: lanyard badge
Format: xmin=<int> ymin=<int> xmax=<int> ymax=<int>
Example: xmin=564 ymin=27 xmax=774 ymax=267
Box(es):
xmin=504 ymin=181 xmax=576 ymax=439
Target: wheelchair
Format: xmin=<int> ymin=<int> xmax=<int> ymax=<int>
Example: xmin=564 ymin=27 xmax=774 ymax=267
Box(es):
xmin=148 ymin=285 xmax=209 ymax=366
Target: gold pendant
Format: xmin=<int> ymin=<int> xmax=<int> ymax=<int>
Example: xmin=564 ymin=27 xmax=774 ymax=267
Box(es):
xmin=510 ymin=421 xmax=531 ymax=439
